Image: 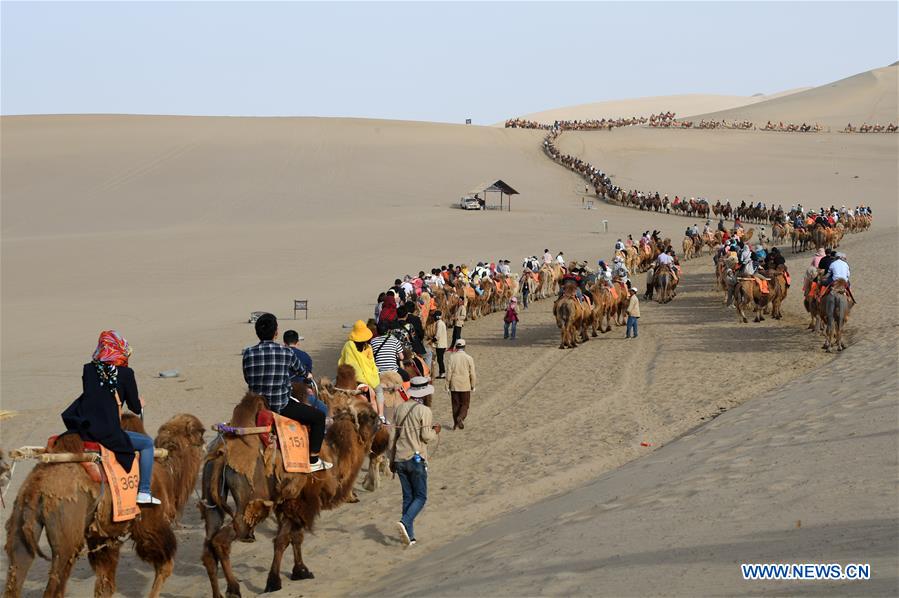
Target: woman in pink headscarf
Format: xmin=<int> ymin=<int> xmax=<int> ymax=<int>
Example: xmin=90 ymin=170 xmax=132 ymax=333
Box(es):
xmin=62 ymin=330 xmax=161 ymax=506
xmin=811 ymin=247 xmax=826 ymax=268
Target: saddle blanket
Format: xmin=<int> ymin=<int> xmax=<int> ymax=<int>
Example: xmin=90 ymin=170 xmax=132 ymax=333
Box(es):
xmin=99 ymin=445 xmax=140 ymax=522
xmin=273 ymin=413 xmax=312 ymax=474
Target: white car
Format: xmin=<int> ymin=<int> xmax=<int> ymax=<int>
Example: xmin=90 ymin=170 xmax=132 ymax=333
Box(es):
xmin=460 ymin=196 xmax=482 ymax=210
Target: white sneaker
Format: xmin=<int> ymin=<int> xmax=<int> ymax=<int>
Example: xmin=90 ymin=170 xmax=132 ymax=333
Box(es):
xmin=137 ymin=492 xmax=161 ymax=506
xmin=309 ymin=459 xmax=333 ymax=473
xmin=396 ymin=521 xmax=411 ymax=545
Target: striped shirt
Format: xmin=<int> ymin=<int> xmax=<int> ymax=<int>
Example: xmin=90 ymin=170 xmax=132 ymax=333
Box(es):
xmin=370 ymin=334 xmax=403 ymax=372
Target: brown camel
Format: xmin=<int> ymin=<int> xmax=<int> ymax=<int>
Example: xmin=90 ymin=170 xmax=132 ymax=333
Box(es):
xmin=200 ymin=371 xmax=384 ymax=598
xmin=361 ymin=370 xmax=406 ymax=492
xmin=553 ymin=282 xmax=590 ymax=349
xmin=4 ymin=413 xmax=206 ymax=598
xmin=766 ymin=269 xmax=789 ymax=320
xmin=734 ymin=277 xmax=771 ymax=323
xmin=589 ymin=283 xmax=615 ymax=334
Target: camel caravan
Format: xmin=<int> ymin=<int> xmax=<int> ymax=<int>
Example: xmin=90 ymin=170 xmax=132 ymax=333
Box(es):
xmin=710 ymin=206 xmax=866 ymax=352
xmin=843 ymin=122 xmax=898 ymax=133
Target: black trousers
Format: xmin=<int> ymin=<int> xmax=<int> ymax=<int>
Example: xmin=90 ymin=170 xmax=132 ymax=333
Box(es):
xmin=436 ymin=348 xmax=446 ymax=376
xmin=452 ymin=325 xmax=463 ymax=346
xmin=278 ymin=399 xmax=326 ymax=454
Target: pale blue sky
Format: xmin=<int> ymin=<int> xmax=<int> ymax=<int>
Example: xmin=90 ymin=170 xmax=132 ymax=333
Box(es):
xmin=2 ymin=1 xmax=896 ymax=123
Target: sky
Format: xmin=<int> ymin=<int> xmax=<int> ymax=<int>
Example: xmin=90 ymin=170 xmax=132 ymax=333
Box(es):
xmin=2 ymin=1 xmax=896 ymax=124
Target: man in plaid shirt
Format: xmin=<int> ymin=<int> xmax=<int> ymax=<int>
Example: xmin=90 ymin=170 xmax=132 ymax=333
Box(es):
xmin=242 ymin=313 xmax=331 ymax=472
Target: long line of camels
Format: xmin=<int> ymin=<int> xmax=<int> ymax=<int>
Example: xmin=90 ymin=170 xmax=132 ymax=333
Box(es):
xmin=3 ymin=113 xmax=876 ymax=598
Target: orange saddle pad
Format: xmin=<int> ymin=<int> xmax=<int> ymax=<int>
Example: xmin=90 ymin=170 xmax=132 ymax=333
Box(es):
xmin=99 ymin=445 xmax=140 ymax=522
xmin=609 ymin=285 xmax=618 ymax=302
xmin=464 ymin=286 xmax=476 ymax=300
xmin=273 ymin=413 xmax=312 ymax=474
xmin=757 ymin=279 xmax=770 ymax=294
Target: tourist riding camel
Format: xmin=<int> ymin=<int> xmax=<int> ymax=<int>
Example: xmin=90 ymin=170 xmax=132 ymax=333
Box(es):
xmin=244 ymin=314 xmax=331 ymax=472
xmin=62 ymin=329 xmax=161 ymax=505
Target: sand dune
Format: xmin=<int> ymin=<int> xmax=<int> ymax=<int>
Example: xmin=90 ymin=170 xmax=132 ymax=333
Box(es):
xmin=690 ymin=64 xmax=899 ymax=128
xmin=2 ymin=63 xmax=897 ymax=597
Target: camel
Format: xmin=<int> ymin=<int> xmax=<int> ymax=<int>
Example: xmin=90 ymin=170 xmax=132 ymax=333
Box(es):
xmin=821 ymin=281 xmax=852 ymax=352
xmin=361 ymin=370 xmax=408 ymax=492
xmin=653 ymin=265 xmax=676 ymax=304
xmin=766 ymin=269 xmax=789 ymax=320
xmin=803 ymin=268 xmax=825 ymax=332
xmin=4 ymin=413 xmax=206 ymax=598
xmin=682 ymin=236 xmax=695 ymax=260
xmin=588 ymin=282 xmax=616 ymax=334
xmin=553 ymin=282 xmax=590 ymax=349
xmin=734 ymin=277 xmax=771 ymax=323
xmin=200 ymin=372 xmax=384 ymax=598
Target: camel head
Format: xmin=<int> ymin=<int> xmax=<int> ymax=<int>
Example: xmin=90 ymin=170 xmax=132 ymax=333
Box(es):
xmin=121 ymin=412 xmax=148 ymax=435
xmin=155 ymin=413 xmax=206 ymax=454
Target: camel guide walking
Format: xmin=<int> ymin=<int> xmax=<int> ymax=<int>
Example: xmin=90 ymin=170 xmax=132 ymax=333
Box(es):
xmin=433 ymin=310 xmax=448 ymax=379
xmin=445 ymin=339 xmax=477 ymax=429
xmin=626 ymin=287 xmax=640 ymax=338
xmin=451 ymin=297 xmax=467 ymax=347
xmin=392 ymin=376 xmax=440 ymax=546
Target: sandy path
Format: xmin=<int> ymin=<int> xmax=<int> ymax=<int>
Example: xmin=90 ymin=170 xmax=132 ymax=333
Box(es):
xmin=367 ymin=226 xmax=898 ymax=596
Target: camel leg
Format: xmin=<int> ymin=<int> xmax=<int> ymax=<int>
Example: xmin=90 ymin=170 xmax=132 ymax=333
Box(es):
xmin=148 ymin=558 xmax=174 ymax=598
xmin=201 ymin=501 xmax=227 ymax=598
xmin=264 ymin=518 xmax=293 ymax=593
xmin=42 ymin=500 xmax=87 ymax=598
xmin=3 ymin=514 xmax=39 ymax=598
xmin=361 ymin=454 xmax=381 ymax=492
xmin=43 ymin=541 xmax=82 ymax=598
xmin=87 ymin=539 xmax=121 ymax=598
xmin=289 ymin=527 xmax=313 ymax=580
xmin=209 ymin=526 xmax=242 ymax=598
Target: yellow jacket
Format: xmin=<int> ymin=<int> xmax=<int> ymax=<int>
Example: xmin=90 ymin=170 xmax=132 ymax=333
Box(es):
xmin=338 ymin=341 xmax=380 ymax=388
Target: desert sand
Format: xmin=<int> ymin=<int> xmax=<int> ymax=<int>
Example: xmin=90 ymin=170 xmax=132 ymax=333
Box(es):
xmin=1 ymin=64 xmax=896 ymax=597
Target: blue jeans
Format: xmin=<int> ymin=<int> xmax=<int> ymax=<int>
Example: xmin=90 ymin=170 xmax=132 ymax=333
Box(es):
xmin=504 ymin=320 xmax=517 ymax=339
xmin=626 ymin=316 xmax=639 ymax=338
xmin=125 ymin=430 xmax=155 ymax=494
xmin=396 ymin=459 xmax=428 ymax=539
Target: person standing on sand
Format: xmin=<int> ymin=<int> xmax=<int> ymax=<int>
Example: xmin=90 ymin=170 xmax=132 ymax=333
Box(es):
xmin=432 ymin=311 xmax=448 ymax=379
xmin=392 ymin=377 xmax=440 ymax=546
xmin=503 ymin=297 xmax=519 ymax=340
xmin=626 ymin=287 xmax=640 ymax=338
xmin=451 ymin=298 xmax=466 ymax=347
xmin=445 ymin=339 xmax=477 ymax=430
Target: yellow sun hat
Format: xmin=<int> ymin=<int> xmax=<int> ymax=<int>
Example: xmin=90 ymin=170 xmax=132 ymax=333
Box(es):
xmin=349 ymin=320 xmax=373 ymax=342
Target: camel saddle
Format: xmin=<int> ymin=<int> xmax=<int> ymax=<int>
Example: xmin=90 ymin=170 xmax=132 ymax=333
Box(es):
xmin=45 ymin=435 xmax=139 ymax=521
xmin=738 ymin=277 xmax=770 ymax=294
xmin=46 ymin=434 xmax=104 ymax=483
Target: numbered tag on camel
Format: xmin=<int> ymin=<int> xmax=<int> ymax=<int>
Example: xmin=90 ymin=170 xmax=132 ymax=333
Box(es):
xmin=273 ymin=413 xmax=312 ymax=473
xmin=99 ymin=445 xmax=140 ymax=522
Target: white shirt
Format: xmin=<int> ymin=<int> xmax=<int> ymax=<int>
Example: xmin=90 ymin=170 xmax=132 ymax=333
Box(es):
xmin=556 ymin=255 xmax=565 ymax=266
xmin=543 ymin=252 xmax=553 ymax=264
xmin=401 ymin=281 xmax=414 ymax=297
xmin=829 ymin=259 xmax=850 ymax=281
xmin=657 ymin=253 xmax=673 ymax=266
